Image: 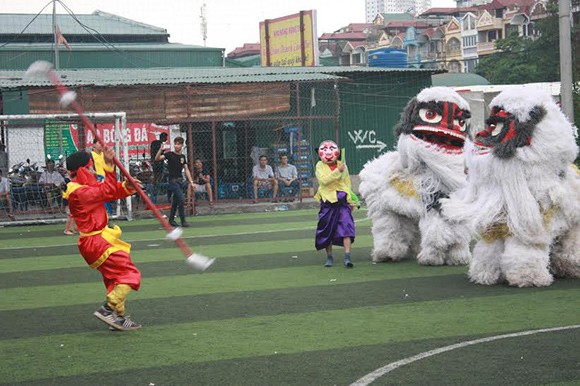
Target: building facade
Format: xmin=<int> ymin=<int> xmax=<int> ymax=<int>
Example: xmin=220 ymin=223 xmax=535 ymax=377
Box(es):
xmin=339 ymin=0 xmax=571 ymax=73
xmin=365 ymin=0 xmax=431 ymax=22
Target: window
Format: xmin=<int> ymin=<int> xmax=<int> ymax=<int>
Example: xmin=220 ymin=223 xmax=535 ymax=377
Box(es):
xmin=462 ymin=36 xmax=476 ymax=47
xmin=462 ymin=15 xmax=476 ymax=31
xmin=448 ymin=60 xmax=461 ymax=73
xmin=527 ymin=23 xmax=534 ymax=37
xmin=447 ymin=38 xmax=461 ymax=53
xmin=464 ymin=58 xmax=478 ymax=72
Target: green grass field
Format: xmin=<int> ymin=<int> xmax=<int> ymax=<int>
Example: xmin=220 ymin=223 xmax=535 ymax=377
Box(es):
xmin=1 ymin=209 xmax=579 ymax=385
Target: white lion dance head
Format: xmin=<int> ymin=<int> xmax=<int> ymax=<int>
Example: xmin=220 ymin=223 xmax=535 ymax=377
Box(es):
xmin=359 ymin=86 xmax=473 ymax=266
xmin=396 ymin=87 xmax=472 ymax=199
xmin=444 ymin=87 xmax=580 ymax=287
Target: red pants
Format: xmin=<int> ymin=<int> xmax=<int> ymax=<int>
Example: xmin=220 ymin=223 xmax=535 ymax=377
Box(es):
xmin=96 ymin=250 xmax=141 ymax=293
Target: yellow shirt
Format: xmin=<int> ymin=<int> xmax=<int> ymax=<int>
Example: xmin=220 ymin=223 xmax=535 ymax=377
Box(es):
xmin=91 ymin=151 xmax=106 ymax=177
xmin=313 ymin=161 xmax=353 ymax=204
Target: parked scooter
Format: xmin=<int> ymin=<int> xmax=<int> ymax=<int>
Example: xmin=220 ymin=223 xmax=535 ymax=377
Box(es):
xmin=8 ymin=159 xmax=38 ymax=187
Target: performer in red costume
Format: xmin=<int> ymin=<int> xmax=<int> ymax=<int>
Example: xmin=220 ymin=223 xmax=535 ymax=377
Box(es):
xmin=63 ymin=148 xmax=142 ymax=331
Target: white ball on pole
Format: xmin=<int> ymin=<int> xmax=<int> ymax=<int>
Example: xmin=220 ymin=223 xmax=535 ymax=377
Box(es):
xmin=186 ymin=253 xmax=215 ymax=271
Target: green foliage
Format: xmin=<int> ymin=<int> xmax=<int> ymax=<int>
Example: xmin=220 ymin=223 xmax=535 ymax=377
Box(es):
xmin=475 ymin=6 xmax=561 ymax=84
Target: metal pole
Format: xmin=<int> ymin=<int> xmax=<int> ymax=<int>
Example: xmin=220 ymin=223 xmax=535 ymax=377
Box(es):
xmin=211 ymin=121 xmax=217 ymax=201
xmin=559 ymin=0 xmax=574 ymax=121
xmin=52 ymin=0 xmax=59 ymax=70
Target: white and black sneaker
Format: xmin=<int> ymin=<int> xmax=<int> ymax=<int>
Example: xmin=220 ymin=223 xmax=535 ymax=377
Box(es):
xmin=93 ymin=303 xmax=117 ymax=328
xmin=110 ymin=315 xmax=142 ymax=331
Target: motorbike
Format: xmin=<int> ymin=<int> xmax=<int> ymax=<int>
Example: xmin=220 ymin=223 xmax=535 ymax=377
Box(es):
xmin=129 ymin=152 xmax=152 ymax=183
xmin=8 ymin=159 xmax=39 ymax=187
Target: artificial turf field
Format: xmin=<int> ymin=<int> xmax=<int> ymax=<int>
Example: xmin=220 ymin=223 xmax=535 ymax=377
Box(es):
xmin=0 ymin=208 xmax=579 ymax=385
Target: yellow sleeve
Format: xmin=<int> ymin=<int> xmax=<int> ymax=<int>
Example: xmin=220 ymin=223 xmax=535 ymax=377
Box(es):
xmin=91 ymin=151 xmax=106 ymax=177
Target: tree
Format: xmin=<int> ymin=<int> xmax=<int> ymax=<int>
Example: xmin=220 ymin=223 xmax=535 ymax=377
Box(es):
xmin=475 ymin=32 xmax=541 ymax=84
xmin=475 ymin=2 xmax=560 ymax=84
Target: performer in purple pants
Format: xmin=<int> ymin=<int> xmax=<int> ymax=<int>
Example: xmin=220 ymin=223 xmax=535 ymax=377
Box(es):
xmin=314 ymin=140 xmax=356 ymax=268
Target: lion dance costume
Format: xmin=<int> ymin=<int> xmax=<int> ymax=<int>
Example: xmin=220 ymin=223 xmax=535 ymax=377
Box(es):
xmin=359 ymin=87 xmax=472 ymax=265
xmin=63 ymin=151 xmax=142 ymax=330
xmin=443 ymin=87 xmax=580 ymax=287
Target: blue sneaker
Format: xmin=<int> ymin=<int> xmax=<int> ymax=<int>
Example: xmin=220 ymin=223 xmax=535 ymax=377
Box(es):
xmin=324 ymin=256 xmax=334 ymax=267
xmin=344 ymin=257 xmax=354 ymax=268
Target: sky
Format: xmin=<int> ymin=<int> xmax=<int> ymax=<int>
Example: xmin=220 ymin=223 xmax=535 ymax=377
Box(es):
xmin=3 ymin=0 xmax=456 ymax=53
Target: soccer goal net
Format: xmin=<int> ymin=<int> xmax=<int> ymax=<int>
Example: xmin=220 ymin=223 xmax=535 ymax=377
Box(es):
xmin=0 ymin=112 xmax=133 ymax=226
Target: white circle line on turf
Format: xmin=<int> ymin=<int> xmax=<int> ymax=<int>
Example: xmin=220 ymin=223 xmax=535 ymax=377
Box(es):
xmin=0 ymin=218 xmax=371 ymax=250
xmin=349 ymin=324 xmax=580 ymax=386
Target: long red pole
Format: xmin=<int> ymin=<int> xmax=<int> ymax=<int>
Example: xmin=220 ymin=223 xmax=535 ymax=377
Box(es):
xmin=44 ymin=68 xmax=193 ymax=258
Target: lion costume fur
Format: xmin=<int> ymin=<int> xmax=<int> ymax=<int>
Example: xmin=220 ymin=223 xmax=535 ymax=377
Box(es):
xmin=442 ymin=87 xmax=580 ymax=287
xmin=359 ymin=86 xmax=472 ymax=266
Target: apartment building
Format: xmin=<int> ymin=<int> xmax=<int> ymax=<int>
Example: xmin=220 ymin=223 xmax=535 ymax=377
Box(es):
xmin=342 ymin=0 xmax=562 ymax=73
xmin=365 ymin=0 xmax=431 ymax=22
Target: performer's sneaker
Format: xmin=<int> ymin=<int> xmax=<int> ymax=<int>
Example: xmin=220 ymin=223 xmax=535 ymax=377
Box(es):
xmin=93 ymin=303 xmax=117 ymax=327
xmin=324 ymin=256 xmax=334 ymax=267
xmin=344 ymin=257 xmax=354 ymax=268
xmin=181 ymin=221 xmax=191 ymax=227
xmin=168 ymin=219 xmax=178 ymax=227
xmin=110 ymin=315 xmax=142 ymax=331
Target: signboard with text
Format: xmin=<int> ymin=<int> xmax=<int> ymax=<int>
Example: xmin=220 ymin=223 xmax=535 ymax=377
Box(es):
xmin=260 ymin=10 xmax=319 ymax=67
xmin=44 ymin=121 xmax=79 ymax=160
xmin=66 ymin=122 xmax=172 ymax=158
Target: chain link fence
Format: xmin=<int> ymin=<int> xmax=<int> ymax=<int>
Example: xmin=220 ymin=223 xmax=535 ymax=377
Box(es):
xmin=0 ymin=113 xmax=133 ymax=226
xmin=0 ymin=80 xmax=340 ymax=224
xmin=148 ymin=81 xmax=339 ymax=212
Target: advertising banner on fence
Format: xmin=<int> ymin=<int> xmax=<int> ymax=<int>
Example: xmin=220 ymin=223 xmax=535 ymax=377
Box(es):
xmin=59 ymin=122 xmax=172 ymax=158
xmin=44 ymin=121 xmax=78 ymax=161
xmin=260 ymin=10 xmax=319 ymax=67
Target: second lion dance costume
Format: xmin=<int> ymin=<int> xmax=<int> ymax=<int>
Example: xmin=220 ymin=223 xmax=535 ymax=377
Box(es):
xmin=443 ymin=88 xmax=580 ymax=287
xmin=63 ymin=151 xmax=142 ymax=331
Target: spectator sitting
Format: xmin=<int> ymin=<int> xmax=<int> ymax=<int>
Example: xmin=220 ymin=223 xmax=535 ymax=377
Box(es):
xmin=252 ymin=155 xmax=278 ymax=203
xmin=0 ymin=169 xmax=15 ymax=220
xmin=38 ymin=159 xmax=65 ymax=208
xmin=275 ymin=153 xmax=298 ymax=200
xmin=192 ymin=158 xmax=214 ymax=208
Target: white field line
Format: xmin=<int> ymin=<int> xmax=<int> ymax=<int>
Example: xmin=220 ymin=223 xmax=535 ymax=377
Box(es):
xmin=350 ymin=324 xmax=580 ymax=386
xmin=0 ymin=217 xmax=370 ymax=250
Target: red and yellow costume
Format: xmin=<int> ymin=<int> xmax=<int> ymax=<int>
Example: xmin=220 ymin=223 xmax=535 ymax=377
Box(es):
xmin=63 ymin=157 xmax=140 ymax=316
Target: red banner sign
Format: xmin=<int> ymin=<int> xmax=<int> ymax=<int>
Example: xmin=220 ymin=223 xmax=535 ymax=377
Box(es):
xmin=69 ymin=123 xmax=171 ymax=158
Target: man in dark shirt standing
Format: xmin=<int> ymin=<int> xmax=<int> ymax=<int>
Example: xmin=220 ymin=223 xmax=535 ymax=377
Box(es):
xmin=150 ymin=132 xmax=168 ymax=202
xmin=155 ymin=136 xmax=195 ymax=227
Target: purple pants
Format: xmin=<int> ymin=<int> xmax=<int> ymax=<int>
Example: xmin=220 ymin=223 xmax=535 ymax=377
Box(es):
xmin=315 ymin=191 xmax=355 ymax=250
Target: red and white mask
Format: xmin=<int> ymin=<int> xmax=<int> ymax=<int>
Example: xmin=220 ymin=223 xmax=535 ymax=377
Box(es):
xmin=318 ymin=140 xmax=339 ymax=165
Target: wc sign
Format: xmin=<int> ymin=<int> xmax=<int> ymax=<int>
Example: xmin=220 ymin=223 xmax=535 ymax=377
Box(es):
xmin=347 ymin=130 xmax=387 ymax=153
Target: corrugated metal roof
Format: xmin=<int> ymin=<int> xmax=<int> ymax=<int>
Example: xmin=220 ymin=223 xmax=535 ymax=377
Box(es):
xmin=0 ymin=43 xmax=221 ymax=52
xmin=0 ymin=10 xmax=167 ymax=36
xmin=0 ymin=66 xmax=437 ymax=88
xmin=432 ymin=72 xmax=490 ymax=87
